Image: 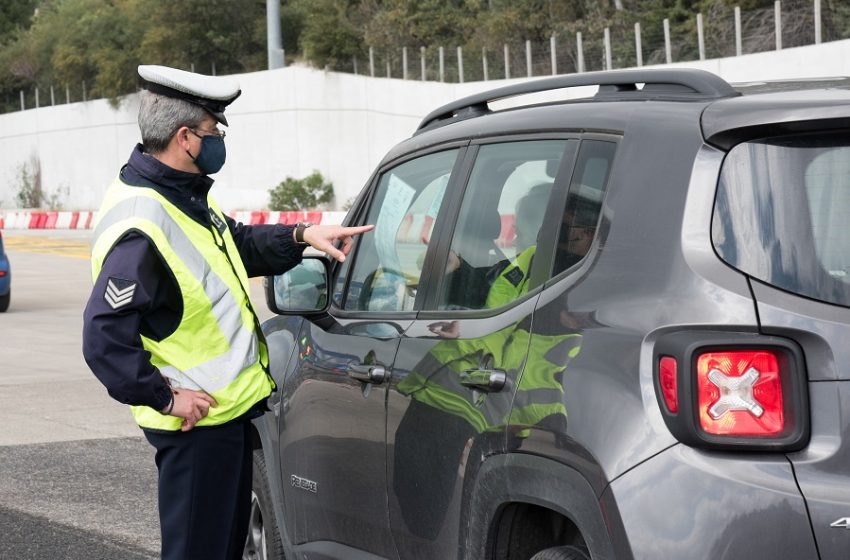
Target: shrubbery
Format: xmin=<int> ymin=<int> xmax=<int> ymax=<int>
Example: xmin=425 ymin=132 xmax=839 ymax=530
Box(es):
xmin=268 ymin=171 xmax=334 ymax=211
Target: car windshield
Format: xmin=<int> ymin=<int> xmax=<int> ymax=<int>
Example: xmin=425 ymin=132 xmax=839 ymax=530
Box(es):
xmin=713 ymin=131 xmax=850 ymax=307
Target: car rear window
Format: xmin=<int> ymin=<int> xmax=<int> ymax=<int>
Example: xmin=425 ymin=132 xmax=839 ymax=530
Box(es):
xmin=713 ymin=132 xmax=850 ymax=307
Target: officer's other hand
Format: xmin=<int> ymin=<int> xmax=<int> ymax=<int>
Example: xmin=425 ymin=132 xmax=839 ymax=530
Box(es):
xmin=170 ymin=389 xmax=218 ymax=432
xmin=302 ymin=224 xmax=375 ymax=263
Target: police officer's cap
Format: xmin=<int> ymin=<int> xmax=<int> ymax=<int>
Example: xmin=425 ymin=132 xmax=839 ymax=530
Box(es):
xmin=138 ymin=65 xmax=241 ymax=126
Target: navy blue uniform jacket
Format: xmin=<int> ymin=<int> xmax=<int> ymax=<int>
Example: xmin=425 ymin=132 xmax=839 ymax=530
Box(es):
xmin=83 ymin=145 xmax=305 ymax=412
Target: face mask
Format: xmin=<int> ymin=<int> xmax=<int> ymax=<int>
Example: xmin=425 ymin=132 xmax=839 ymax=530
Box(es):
xmin=187 ymin=134 xmax=226 ymax=175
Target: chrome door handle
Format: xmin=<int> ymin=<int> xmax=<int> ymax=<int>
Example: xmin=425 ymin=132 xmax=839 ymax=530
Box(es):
xmin=347 ymin=364 xmax=387 ymax=384
xmin=460 ymin=368 xmax=507 ymax=392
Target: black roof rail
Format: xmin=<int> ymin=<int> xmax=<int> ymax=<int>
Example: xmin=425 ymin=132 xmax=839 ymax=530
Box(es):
xmin=416 ymin=68 xmax=738 ymax=132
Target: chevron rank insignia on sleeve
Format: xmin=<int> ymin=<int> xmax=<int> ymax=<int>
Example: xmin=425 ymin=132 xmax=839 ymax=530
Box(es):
xmin=104 ymin=277 xmax=137 ymax=309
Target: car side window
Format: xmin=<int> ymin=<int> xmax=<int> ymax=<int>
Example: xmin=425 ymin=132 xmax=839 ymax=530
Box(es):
xmin=434 ymin=140 xmax=572 ymax=311
xmin=552 ymin=140 xmax=616 ymax=277
xmin=343 ymin=149 xmax=459 ymax=312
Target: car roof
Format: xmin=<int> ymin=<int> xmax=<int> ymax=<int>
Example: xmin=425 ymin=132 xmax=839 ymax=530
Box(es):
xmin=416 ymin=68 xmax=737 ymax=132
xmin=384 ymin=69 xmax=732 ymax=165
xmin=381 ymin=69 xmax=850 ymax=165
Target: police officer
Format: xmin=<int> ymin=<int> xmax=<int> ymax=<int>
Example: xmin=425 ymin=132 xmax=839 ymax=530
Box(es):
xmin=82 ymin=65 xmax=372 ymax=560
xmin=485 ymin=183 xmax=552 ymax=308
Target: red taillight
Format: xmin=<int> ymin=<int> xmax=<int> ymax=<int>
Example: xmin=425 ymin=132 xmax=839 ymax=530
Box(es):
xmin=654 ymin=332 xmax=807 ymax=451
xmin=659 ymin=356 xmax=679 ymax=413
xmin=0 ymin=271 xmax=5 ymax=277
xmin=696 ymin=350 xmax=784 ymax=436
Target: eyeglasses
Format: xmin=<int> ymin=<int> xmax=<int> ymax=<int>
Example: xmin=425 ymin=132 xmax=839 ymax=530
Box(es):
xmin=190 ymin=127 xmax=226 ymax=139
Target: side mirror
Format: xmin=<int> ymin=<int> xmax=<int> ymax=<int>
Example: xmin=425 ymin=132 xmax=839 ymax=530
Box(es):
xmin=265 ymin=256 xmax=331 ymax=315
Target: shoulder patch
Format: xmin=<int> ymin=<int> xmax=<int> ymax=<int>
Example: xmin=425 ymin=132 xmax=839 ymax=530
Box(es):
xmin=504 ymin=265 xmax=525 ymax=287
xmin=209 ymin=208 xmax=227 ymax=235
xmin=104 ymin=277 xmax=137 ymax=309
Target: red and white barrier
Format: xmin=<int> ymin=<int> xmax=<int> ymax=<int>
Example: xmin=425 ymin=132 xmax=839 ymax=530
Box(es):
xmin=0 ymin=210 xmax=347 ymax=230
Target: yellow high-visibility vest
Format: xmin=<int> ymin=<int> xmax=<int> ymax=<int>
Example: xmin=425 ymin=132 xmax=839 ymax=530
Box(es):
xmin=485 ymin=246 xmax=536 ymax=309
xmin=91 ymin=178 xmax=274 ymax=431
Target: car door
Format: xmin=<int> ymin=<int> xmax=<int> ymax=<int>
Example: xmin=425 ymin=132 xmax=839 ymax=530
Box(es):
xmin=276 ymin=146 xmax=468 ymax=559
xmin=386 ymin=137 xmax=580 ymax=559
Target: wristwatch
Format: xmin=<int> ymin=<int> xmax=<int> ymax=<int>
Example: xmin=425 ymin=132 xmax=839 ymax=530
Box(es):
xmin=294 ymin=221 xmax=315 ymax=245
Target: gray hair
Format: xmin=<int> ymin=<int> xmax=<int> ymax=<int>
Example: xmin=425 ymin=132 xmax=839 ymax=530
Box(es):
xmin=138 ymin=91 xmax=209 ymax=153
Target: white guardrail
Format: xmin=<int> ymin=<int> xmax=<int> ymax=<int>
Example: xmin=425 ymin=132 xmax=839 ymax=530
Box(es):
xmin=0 ymin=210 xmax=349 ymax=230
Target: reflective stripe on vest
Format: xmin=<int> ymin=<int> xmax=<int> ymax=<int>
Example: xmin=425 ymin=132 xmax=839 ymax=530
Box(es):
xmin=509 ymin=333 xmax=581 ymax=429
xmin=91 ymin=180 xmax=272 ymax=430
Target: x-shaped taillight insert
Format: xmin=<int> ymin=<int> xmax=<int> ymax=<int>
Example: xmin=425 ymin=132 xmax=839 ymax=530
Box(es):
xmin=706 ymin=366 xmax=764 ymax=419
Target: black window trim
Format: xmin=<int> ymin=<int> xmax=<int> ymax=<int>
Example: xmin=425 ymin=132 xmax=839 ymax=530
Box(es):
xmin=468 ymin=131 xmax=585 ymax=146
xmin=416 ymin=144 xmax=479 ymax=312
xmin=527 ymin=140 xmax=581 ymax=291
xmin=542 ymin=134 xmax=621 ymax=290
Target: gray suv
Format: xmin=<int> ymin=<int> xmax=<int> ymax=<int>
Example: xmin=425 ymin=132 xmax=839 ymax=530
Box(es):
xmin=244 ymin=68 xmax=850 ymax=560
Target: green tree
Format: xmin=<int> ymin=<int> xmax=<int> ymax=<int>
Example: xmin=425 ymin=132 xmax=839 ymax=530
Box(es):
xmin=361 ymin=0 xmax=476 ymax=48
xmin=269 ymin=172 xmax=335 ymax=211
xmin=0 ymin=0 xmax=269 ymax=112
xmin=472 ymin=0 xmax=582 ymax=48
xmin=2 ymin=0 xmax=850 ymax=115
xmin=0 ymin=0 xmax=36 ymax=42
xmin=44 ymin=0 xmax=140 ymax=102
xmin=279 ymin=1 xmax=307 ymax=62
xmin=0 ymin=9 xmax=54 ymax=113
xmin=0 ymin=0 xmax=142 ymax=105
xmin=0 ymin=27 xmax=44 ymax=85
xmin=297 ymin=0 xmax=365 ymax=69
xmin=136 ymin=0 xmax=267 ymax=76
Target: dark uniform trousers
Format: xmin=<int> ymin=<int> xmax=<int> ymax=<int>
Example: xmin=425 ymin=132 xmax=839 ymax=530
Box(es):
xmin=144 ymin=419 xmax=253 ymax=560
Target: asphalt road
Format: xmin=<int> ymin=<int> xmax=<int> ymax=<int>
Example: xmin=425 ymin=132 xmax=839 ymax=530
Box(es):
xmin=0 ymin=230 xmax=275 ymax=559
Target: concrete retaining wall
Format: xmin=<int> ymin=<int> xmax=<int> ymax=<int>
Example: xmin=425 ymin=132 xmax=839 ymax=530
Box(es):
xmin=1 ymin=38 xmax=849 ymax=217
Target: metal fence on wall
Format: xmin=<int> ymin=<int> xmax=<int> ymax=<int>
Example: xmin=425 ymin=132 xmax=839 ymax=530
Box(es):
xmin=345 ymin=0 xmax=844 ymax=82
xmin=4 ymin=62 xmax=219 ymax=116
xmin=6 ymin=0 xmax=848 ymax=114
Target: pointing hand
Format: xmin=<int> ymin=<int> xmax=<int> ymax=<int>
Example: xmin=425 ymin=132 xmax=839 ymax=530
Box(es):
xmin=302 ymin=224 xmax=375 ymax=262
